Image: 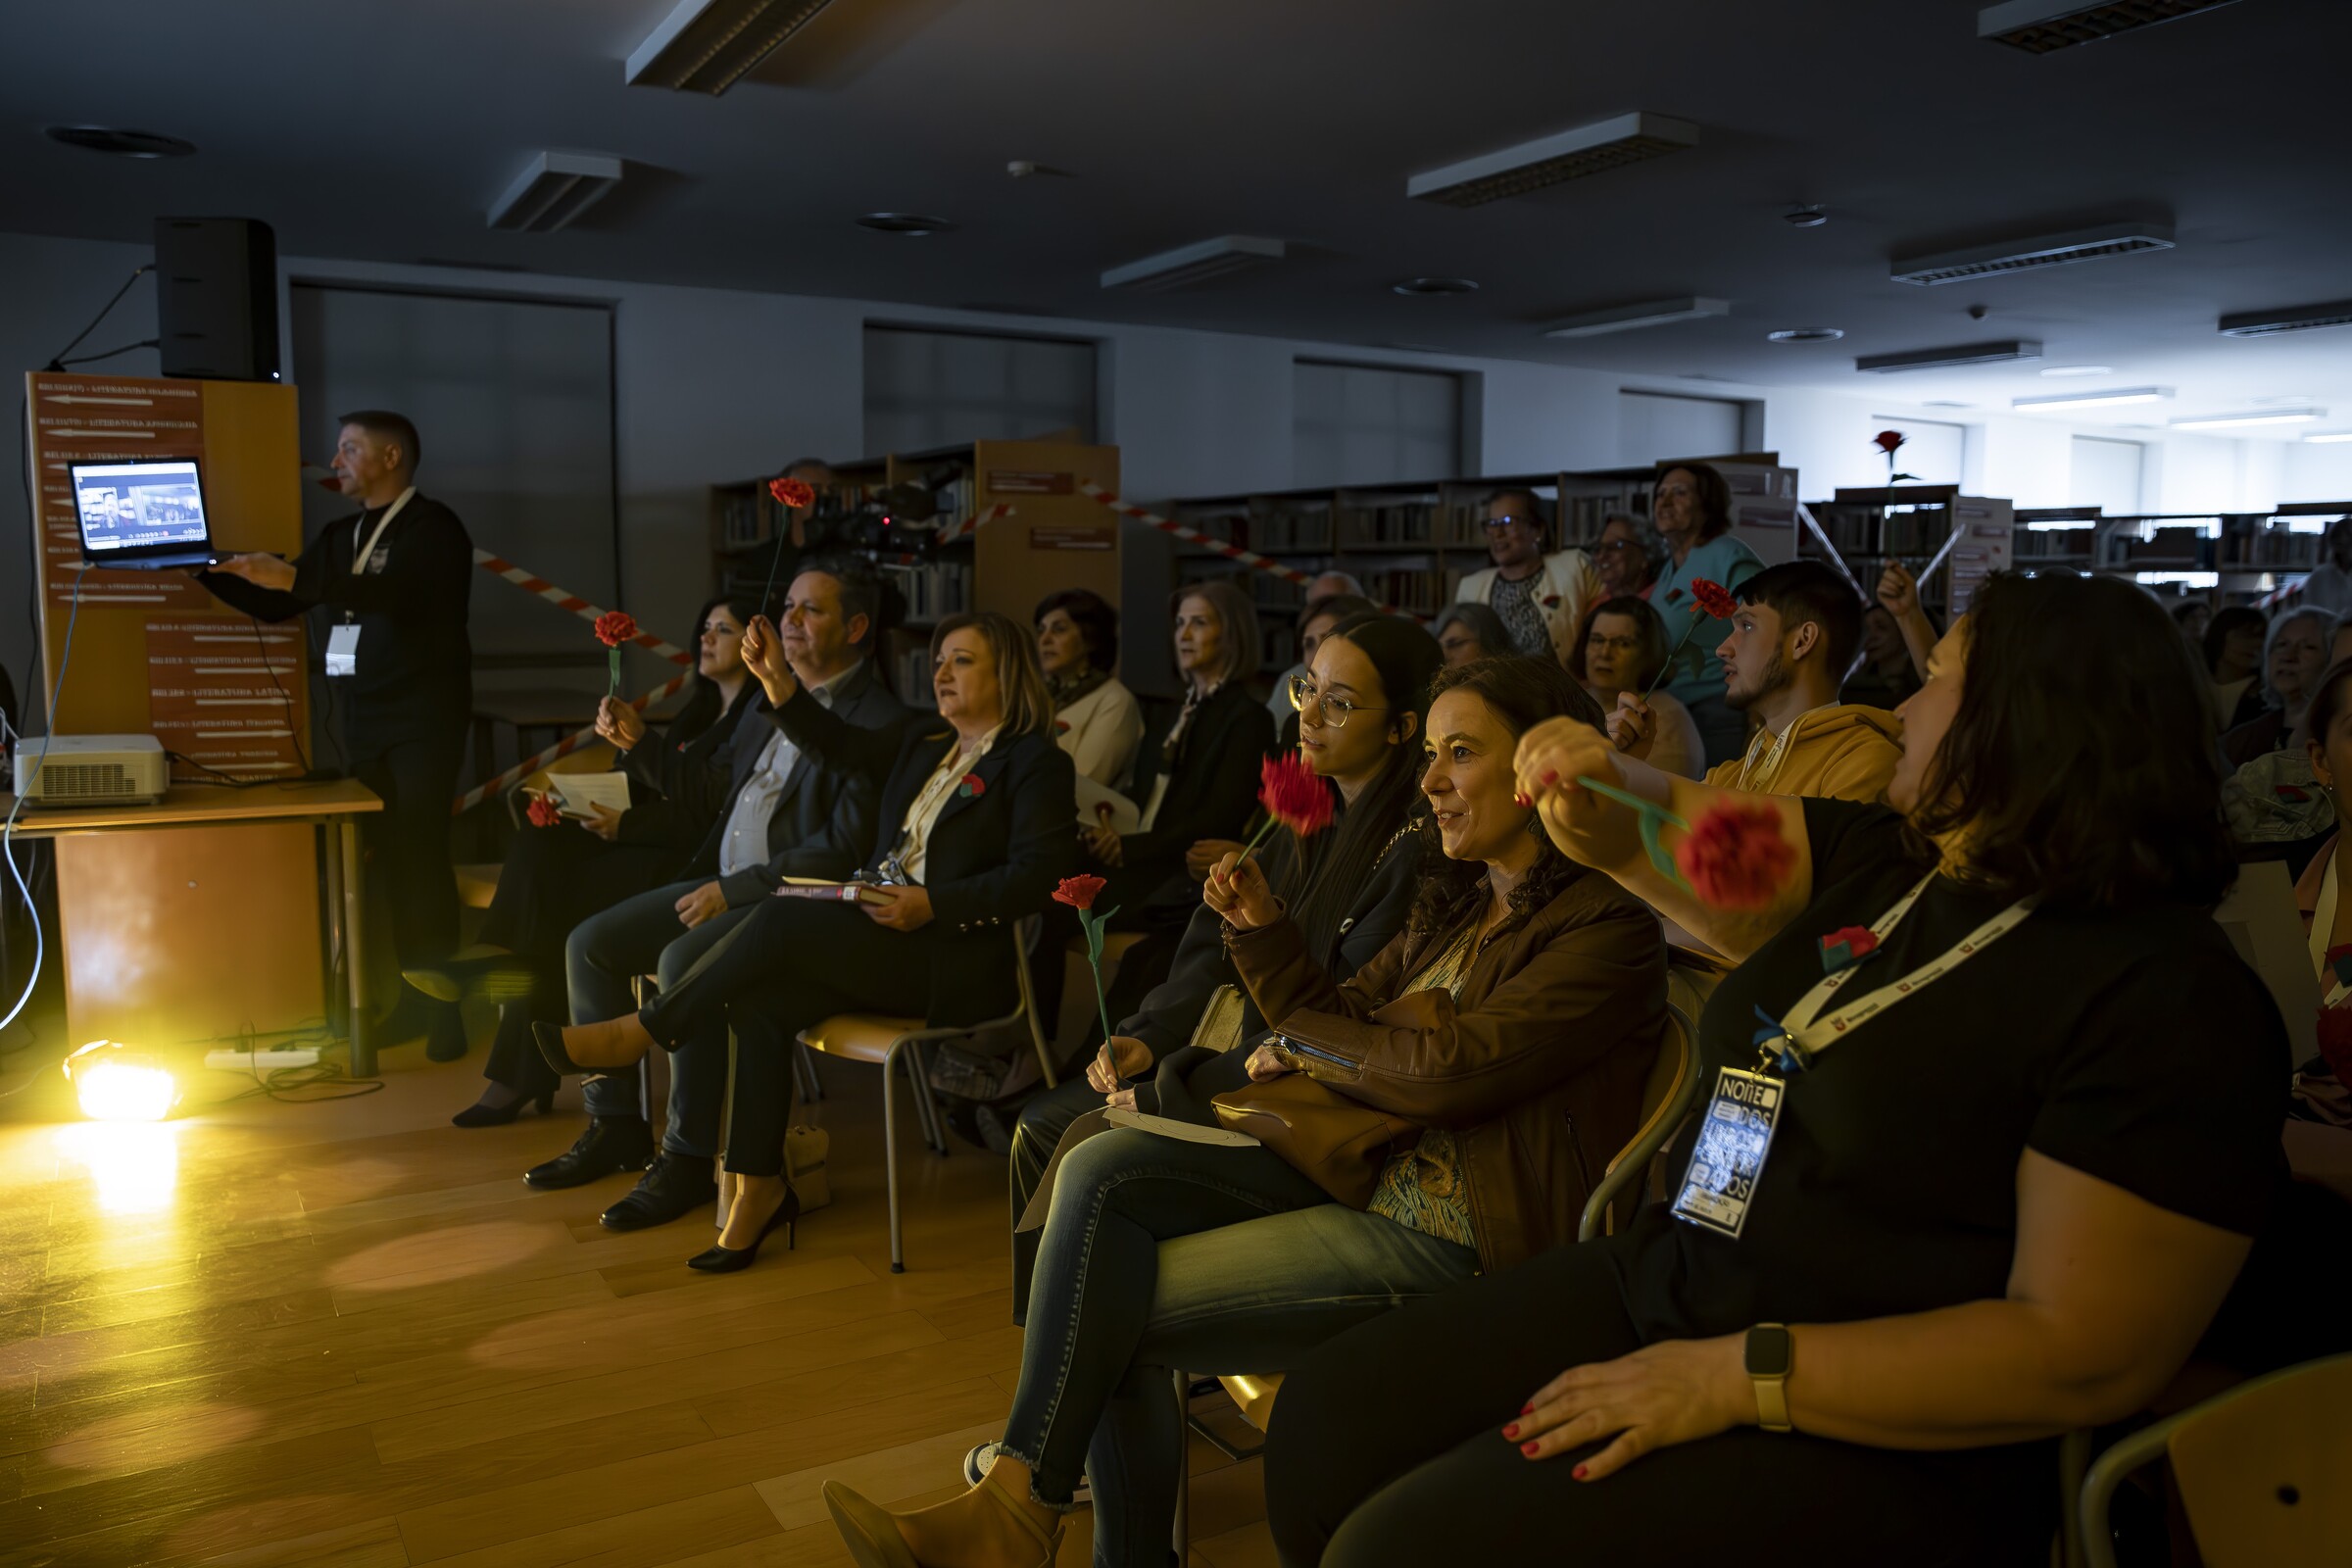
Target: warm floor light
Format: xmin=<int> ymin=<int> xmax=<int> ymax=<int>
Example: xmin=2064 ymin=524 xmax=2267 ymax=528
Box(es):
xmin=64 ymin=1040 xmax=179 ymax=1121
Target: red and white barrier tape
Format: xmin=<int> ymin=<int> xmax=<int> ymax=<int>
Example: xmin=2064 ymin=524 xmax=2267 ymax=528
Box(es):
xmin=1073 ymin=482 xmax=1425 ymax=621
xmin=935 ymin=503 xmax=1017 ymax=544
xmin=472 ymin=550 xmax=696 ymax=667
xmin=450 ymin=670 xmax=693 ymax=815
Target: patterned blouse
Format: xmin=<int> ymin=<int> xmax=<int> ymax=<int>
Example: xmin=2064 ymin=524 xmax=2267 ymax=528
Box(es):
xmin=1364 ymin=919 xmax=1483 ymax=1249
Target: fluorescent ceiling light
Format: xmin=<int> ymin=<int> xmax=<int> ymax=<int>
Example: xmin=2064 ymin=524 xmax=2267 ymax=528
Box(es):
xmin=2040 ymin=364 xmax=2114 ymax=377
xmin=625 ymin=0 xmax=837 ymax=94
xmin=487 ymin=152 xmax=623 ymax=232
xmin=2307 ymin=432 xmax=2352 ymax=445
xmin=1101 ymin=235 xmax=1285 ymax=292
xmin=1767 ymin=328 xmax=1843 ymax=343
xmin=1980 ymin=0 xmax=2246 ymax=54
xmin=1407 ymin=112 xmax=1698 ymax=207
xmin=2012 ymin=386 xmax=2173 ymax=411
xmin=1890 ymin=221 xmax=2175 ymax=286
xmin=2219 ymin=300 xmax=2352 ymax=338
xmin=1856 ymin=339 xmax=2041 ymax=372
xmin=1543 ymin=297 xmax=1729 ymax=340
xmin=2170 ymin=410 xmax=2324 ymax=430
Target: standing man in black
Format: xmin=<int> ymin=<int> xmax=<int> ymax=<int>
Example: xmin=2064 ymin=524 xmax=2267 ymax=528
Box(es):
xmin=199 ymin=410 xmax=473 ymax=1060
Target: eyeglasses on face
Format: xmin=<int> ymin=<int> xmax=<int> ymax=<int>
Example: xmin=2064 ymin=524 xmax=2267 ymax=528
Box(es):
xmin=1481 ymin=514 xmax=1540 ymax=533
xmin=1595 ymin=538 xmax=1641 ymax=554
xmin=1289 ymin=673 xmax=1386 ymax=728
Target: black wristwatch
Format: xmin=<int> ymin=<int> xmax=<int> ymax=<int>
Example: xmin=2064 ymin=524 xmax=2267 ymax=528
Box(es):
xmin=1744 ymin=1324 xmax=1793 ymax=1433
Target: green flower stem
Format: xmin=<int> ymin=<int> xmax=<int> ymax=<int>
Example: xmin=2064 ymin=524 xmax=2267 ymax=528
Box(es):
xmin=608 ymin=646 xmax=622 ymax=699
xmin=1573 ymin=775 xmax=1691 ymax=888
xmin=1081 ymin=908 xmax=1118 ymax=1046
xmin=1236 ymin=813 xmax=1282 ymax=861
xmin=1638 ymin=619 xmax=1707 ymax=703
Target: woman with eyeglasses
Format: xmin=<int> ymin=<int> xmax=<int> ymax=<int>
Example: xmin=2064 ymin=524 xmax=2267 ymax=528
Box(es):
xmin=1453 ymin=487 xmax=1602 ymax=666
xmin=1567 ymin=596 xmax=1704 ymax=780
xmin=1648 ymin=462 xmax=1764 ymax=766
xmin=1592 ymin=514 xmax=1664 ymax=601
xmin=1434 ymin=602 xmax=1512 ymax=667
xmin=825 ymin=652 xmax=1664 ymax=1568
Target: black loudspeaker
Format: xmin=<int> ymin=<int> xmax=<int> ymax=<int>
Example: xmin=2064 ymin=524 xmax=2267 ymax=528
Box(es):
xmin=154 ymin=217 xmax=280 ymax=381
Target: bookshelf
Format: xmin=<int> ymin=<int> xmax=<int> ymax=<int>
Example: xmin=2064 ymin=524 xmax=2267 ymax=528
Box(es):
xmin=1800 ymin=486 xmax=2016 ymax=622
xmin=710 ymin=438 xmax=1119 ymax=707
xmin=1163 ymin=456 xmax=1800 ymax=672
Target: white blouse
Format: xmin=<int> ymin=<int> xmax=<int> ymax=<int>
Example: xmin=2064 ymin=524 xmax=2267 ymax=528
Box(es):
xmin=893 ymin=726 xmax=1000 ymax=884
xmin=1053 ymin=677 xmax=1145 ymax=788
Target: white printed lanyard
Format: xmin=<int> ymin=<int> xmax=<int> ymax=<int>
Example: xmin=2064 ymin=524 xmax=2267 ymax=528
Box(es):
xmin=344 ymin=487 xmax=416 ymax=621
xmin=1757 ymin=873 xmax=2037 ymax=1073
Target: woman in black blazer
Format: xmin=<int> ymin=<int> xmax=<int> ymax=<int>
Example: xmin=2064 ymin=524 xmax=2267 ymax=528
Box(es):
xmin=538 ymin=609 xmax=1081 ymax=1269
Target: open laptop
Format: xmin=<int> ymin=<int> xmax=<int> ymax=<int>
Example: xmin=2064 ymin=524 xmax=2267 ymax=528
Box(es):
xmin=67 ymin=457 xmax=223 ymax=569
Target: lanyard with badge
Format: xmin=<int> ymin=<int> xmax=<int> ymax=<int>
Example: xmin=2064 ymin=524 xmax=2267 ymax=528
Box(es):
xmin=324 ymin=487 xmax=415 ymax=677
xmin=1670 ymin=873 xmax=2038 ymax=1240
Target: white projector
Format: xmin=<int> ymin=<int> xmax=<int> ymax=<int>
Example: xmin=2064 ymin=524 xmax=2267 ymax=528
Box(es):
xmin=12 ymin=734 xmax=171 ymax=806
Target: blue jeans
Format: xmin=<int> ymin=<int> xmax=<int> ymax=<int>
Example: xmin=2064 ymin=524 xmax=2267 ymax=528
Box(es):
xmin=563 ymin=878 xmax=749 ymax=1158
xmin=1002 ymin=1127 xmax=1478 ymax=1565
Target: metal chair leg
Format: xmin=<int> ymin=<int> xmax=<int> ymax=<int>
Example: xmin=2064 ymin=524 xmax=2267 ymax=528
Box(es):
xmin=883 ymin=1040 xmax=906 ymax=1274
xmin=797 ymin=1040 xmax=826 ymax=1101
xmin=913 ymin=1041 xmax=951 ymax=1154
xmin=1173 ymin=1368 xmax=1191 ymax=1557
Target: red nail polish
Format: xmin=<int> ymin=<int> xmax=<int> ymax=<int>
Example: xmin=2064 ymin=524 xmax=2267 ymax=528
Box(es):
xmin=1572 ymin=1463 xmax=1589 ymax=1480
xmin=1521 ymin=1403 xmax=1535 ymax=1415
xmin=1542 ymin=769 xmax=1559 ymax=785
xmin=1501 ymin=1423 xmax=1518 ymax=1439
xmin=1521 ymin=1441 xmax=1541 ymax=1456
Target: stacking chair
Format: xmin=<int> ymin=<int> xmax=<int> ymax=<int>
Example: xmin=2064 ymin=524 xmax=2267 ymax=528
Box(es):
xmin=796 ymin=915 xmax=1056 ymax=1273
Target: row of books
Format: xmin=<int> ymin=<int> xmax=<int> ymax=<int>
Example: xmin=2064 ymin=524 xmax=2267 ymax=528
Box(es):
xmin=1807 ymin=505 xmax=1962 ymax=558
xmin=890 ymin=561 xmax=972 ymax=624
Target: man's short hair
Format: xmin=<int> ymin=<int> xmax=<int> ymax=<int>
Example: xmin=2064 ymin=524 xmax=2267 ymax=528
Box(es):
xmin=1735 ymin=561 xmax=1864 ymax=678
xmin=1483 ymin=487 xmax=1550 ymax=538
xmin=338 ymin=410 xmax=421 ymax=471
xmin=796 ymin=554 xmax=882 ymax=646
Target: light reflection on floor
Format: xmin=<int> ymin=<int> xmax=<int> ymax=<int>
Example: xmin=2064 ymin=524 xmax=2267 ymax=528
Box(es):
xmin=53 ymin=1120 xmax=182 ymax=1216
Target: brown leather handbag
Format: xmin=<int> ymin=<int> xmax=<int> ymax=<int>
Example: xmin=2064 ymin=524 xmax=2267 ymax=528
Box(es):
xmin=1211 ymin=1073 xmax=1418 ymax=1209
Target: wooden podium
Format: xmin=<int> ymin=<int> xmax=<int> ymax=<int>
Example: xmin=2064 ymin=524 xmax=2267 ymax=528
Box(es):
xmin=24 ymin=372 xmax=342 ymax=1054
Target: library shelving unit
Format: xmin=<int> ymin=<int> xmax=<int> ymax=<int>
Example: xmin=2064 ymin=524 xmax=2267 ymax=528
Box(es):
xmin=710 ymin=438 xmax=1119 ymax=705
xmin=2071 ymin=504 xmax=2350 ymax=609
xmin=1162 ymin=456 xmax=1800 ymax=671
xmin=1798 ymin=486 xmax=2016 ymax=623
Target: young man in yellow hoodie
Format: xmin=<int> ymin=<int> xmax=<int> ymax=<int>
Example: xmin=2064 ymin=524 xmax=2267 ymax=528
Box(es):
xmin=1611 ymin=560 xmax=1903 ymax=803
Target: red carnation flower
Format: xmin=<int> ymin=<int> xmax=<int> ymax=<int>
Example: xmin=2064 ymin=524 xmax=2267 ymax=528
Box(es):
xmin=1257 ymin=752 xmax=1334 ymax=838
xmin=959 ymin=772 xmax=986 ymax=798
xmin=1053 ymin=873 xmax=1107 ymax=911
xmin=1675 ymin=803 xmax=1794 ymax=910
xmin=593 ymin=611 xmax=638 ymax=648
xmin=1874 ymin=430 xmax=1906 ymax=455
xmin=1689 ymin=577 xmax=1739 ymax=621
xmin=526 ymin=795 xmax=563 ymax=828
xmin=769 ymin=476 xmax=816 ymax=509
xmin=1822 ymin=924 xmax=1879 ymax=958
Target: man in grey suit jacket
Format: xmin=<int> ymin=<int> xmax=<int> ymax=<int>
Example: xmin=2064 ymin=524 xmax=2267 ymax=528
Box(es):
xmin=525 ymin=563 xmax=914 ymax=1227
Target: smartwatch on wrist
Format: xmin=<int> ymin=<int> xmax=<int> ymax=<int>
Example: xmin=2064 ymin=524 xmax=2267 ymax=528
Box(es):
xmin=1744 ymin=1323 xmax=1793 ymax=1433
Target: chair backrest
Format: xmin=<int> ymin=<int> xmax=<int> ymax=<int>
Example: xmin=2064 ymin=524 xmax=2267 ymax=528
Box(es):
xmin=1009 ymin=914 xmax=1057 ymax=1091
xmin=1577 ymin=1001 xmax=1698 ymax=1243
xmin=2167 ymin=1352 xmax=2352 ymax=1568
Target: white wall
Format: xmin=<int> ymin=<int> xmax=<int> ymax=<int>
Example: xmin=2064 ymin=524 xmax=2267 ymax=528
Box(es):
xmin=4 ymin=226 xmax=2341 ymax=722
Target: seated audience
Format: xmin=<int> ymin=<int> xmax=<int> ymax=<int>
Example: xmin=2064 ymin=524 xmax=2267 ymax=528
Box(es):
xmin=424 ymin=596 xmax=760 ymax=1128
xmin=1266 ymin=570 xmax=2283 ymax=1566
xmin=2205 ymin=604 xmax=2270 ymax=732
xmin=1454 ymin=487 xmax=1600 ymax=663
xmin=1265 ymin=570 xmax=1367 ymax=720
xmin=537 ymin=610 xmax=1079 ymax=1268
xmin=2223 ymin=605 xmax=2335 ymax=769
xmin=1567 ymin=595 xmax=1704 ymax=779
xmin=1648 ymin=463 xmax=1764 ymax=765
xmin=1592 ymin=512 xmax=1664 ymax=600
xmin=1619 ymin=562 xmax=1901 ymax=803
xmin=1034 ymin=588 xmax=1143 ymax=788
xmin=1841 ymin=604 xmax=1924 ymax=710
xmin=522 ymin=563 xmax=909 ymax=1223
xmin=2291 ymin=657 xmax=2352 ymax=1126
xmin=2295 ymin=515 xmax=2352 ymax=617
xmin=2171 ymin=596 xmax=2212 ymax=648
xmin=1433 ymin=601 xmax=1512 ymax=667
xmin=1005 ymin=612 xmax=1443 ymax=1315
xmin=1270 ymin=593 xmax=1380 ymax=752
xmin=823 ymin=657 xmax=1664 ymax=1566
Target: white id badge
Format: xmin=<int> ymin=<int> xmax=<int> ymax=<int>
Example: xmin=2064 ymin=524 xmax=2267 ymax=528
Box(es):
xmin=1670 ymin=1067 xmax=1783 ymax=1240
xmin=325 ymin=623 xmax=361 ymax=677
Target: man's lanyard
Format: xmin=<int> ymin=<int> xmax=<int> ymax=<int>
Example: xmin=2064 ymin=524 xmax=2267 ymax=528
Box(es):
xmin=345 ymin=488 xmax=417 ymax=619
xmin=1754 ymin=872 xmax=2038 ymax=1073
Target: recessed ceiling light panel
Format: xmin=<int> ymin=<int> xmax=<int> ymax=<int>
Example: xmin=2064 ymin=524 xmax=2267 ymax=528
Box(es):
xmin=1856 ymin=339 xmax=2042 ymax=372
xmin=1392 ymin=277 xmax=1479 ymax=296
xmin=1407 ymin=112 xmax=1698 ymax=207
xmin=2039 ymin=364 xmax=2114 ymax=377
xmin=1767 ymin=328 xmax=1843 ymax=343
xmin=625 ymin=0 xmax=839 ymax=94
xmin=1890 ymin=221 xmax=2175 ymax=286
xmin=2170 ymin=409 xmax=2324 ymax=430
xmin=1979 ymin=0 xmax=2245 ymax=55
xmin=2305 ymin=432 xmax=2352 ymax=445
xmin=1101 ymin=235 xmax=1284 ymax=292
xmin=45 ymin=124 xmax=195 ymax=159
xmin=2013 ymin=386 xmax=2173 ymax=410
xmin=1543 ymin=297 xmax=1729 ymax=339
xmin=858 ymin=213 xmax=956 ymax=235
xmin=487 ymin=152 xmax=624 ymax=232
xmin=2219 ymin=300 xmax=2352 ymax=338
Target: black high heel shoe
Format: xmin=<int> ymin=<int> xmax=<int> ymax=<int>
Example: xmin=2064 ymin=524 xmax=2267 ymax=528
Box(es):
xmin=450 ymin=1088 xmax=557 ymax=1129
xmin=688 ymin=1186 xmax=799 ymax=1273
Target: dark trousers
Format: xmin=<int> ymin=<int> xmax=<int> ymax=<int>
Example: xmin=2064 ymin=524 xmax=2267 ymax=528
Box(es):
xmin=352 ymin=733 xmax=466 ymax=974
xmin=639 ymin=897 xmax=940 ymax=1177
xmin=1265 ymin=1235 xmax=2055 ymax=1568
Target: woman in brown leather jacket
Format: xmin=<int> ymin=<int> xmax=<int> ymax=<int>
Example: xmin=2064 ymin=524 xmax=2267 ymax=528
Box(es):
xmin=824 ymin=657 xmax=1665 ymax=1568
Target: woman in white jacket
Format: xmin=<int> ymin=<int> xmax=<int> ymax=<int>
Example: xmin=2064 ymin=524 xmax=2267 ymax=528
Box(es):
xmin=1035 ymin=588 xmax=1145 ymax=788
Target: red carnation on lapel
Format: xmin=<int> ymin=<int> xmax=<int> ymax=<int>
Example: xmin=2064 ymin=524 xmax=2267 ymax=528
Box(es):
xmin=959 ymin=772 xmax=986 ymax=798
xmin=1257 ymin=752 xmax=1334 ymax=838
xmin=593 ymin=611 xmax=637 ymax=648
xmin=1675 ymin=803 xmax=1794 ymax=910
xmin=1688 ymin=578 xmax=1738 ymax=621
xmin=1053 ymin=874 xmax=1107 ymax=911
xmin=526 ymin=795 xmax=563 ymax=828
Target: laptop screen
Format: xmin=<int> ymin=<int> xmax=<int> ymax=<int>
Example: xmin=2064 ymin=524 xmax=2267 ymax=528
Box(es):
xmin=70 ymin=460 xmax=211 ymax=554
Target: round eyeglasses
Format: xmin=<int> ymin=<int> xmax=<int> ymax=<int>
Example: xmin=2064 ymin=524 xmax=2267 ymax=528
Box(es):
xmin=1289 ymin=673 xmax=1386 ymax=728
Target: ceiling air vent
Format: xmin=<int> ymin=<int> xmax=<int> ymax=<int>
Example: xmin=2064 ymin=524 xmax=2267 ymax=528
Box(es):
xmin=1979 ymin=0 xmax=2245 ymax=54
xmin=487 ymin=153 xmax=623 ymax=232
xmin=626 ymin=0 xmax=838 ymax=94
xmin=1856 ymin=340 xmax=2042 ymax=372
xmin=1407 ymin=112 xmax=1698 ymax=208
xmin=2219 ymin=301 xmax=2352 ymax=339
xmin=1102 ymin=236 xmax=1285 ymax=293
xmin=1889 ymin=221 xmax=2174 ymax=286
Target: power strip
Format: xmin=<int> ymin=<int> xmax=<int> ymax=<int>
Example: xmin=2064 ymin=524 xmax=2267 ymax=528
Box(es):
xmin=203 ymin=1047 xmax=322 ymax=1072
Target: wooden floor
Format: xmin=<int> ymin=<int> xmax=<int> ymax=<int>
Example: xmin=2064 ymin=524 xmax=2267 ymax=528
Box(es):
xmin=0 ymin=1029 xmax=1279 ymax=1568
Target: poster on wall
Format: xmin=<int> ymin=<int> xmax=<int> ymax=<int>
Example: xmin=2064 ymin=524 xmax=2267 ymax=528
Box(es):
xmin=28 ymin=374 xmax=213 ymax=612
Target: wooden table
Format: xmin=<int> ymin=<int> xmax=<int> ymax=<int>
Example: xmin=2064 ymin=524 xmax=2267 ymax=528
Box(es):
xmin=0 ymin=779 xmax=386 ymax=1073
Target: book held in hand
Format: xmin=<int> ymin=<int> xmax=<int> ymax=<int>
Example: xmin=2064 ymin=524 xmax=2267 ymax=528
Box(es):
xmin=772 ymin=878 xmax=891 ymax=905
